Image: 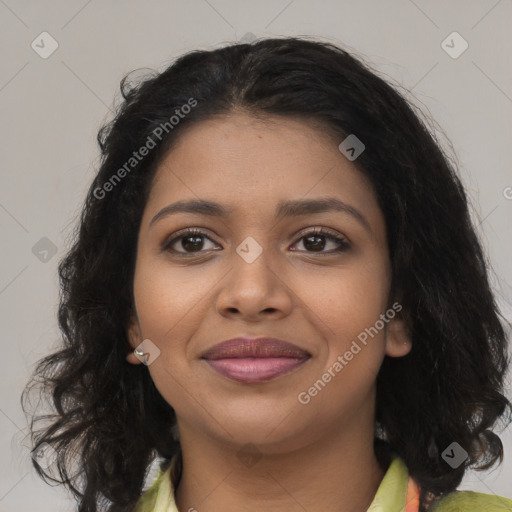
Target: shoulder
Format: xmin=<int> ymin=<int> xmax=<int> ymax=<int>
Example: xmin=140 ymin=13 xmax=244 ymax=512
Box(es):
xmin=432 ymin=490 xmax=512 ymax=511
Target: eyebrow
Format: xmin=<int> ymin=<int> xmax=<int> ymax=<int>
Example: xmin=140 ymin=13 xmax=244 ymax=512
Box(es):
xmin=149 ymin=197 xmax=371 ymax=232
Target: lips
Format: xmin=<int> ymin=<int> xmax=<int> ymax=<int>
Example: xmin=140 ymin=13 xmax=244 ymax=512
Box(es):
xmin=201 ymin=337 xmax=311 ymax=383
xmin=201 ymin=337 xmax=311 ymax=360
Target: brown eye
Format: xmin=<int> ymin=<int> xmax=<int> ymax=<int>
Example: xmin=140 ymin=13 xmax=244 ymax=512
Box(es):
xmin=178 ymin=234 xmax=206 ymax=252
xmin=291 ymin=228 xmax=350 ymax=254
xmin=163 ymin=228 xmax=219 ymax=254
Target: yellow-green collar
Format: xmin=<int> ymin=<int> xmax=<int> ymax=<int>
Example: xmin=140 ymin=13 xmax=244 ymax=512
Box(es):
xmin=135 ymin=453 xmax=409 ymax=512
xmin=367 ymin=455 xmax=409 ymax=511
xmin=134 ymin=452 xmax=512 ymax=511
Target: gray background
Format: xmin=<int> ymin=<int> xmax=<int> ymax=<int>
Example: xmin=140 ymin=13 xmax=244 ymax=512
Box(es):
xmin=1 ymin=1 xmax=511 ymax=510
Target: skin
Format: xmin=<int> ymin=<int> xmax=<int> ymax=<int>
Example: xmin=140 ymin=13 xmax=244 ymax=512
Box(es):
xmin=126 ymin=111 xmax=412 ymax=512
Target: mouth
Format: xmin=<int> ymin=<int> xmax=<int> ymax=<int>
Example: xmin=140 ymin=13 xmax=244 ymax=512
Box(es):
xmin=200 ymin=337 xmax=311 ymax=383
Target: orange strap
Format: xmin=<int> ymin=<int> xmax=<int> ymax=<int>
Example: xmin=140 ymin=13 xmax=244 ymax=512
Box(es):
xmin=405 ymin=476 xmax=420 ymax=512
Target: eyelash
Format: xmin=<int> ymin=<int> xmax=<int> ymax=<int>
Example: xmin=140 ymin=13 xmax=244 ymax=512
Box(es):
xmin=161 ymin=227 xmax=350 ymax=256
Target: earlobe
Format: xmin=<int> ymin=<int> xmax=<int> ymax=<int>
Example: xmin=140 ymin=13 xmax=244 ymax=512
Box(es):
xmin=384 ymin=318 xmax=412 ymax=358
xmin=126 ymin=316 xmax=143 ymax=365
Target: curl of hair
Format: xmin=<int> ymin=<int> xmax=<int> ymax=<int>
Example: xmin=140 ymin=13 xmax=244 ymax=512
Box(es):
xmin=21 ymin=37 xmax=512 ymax=512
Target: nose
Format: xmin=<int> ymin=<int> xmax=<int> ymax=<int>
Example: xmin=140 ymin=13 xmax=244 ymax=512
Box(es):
xmin=215 ymin=241 xmax=293 ymax=322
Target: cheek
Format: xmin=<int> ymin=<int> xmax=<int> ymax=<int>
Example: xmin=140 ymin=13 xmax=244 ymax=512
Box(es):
xmin=298 ymin=261 xmax=390 ymax=408
xmin=295 ymin=254 xmax=390 ymax=340
xmin=132 ymin=261 xmax=213 ymax=409
xmin=132 ymin=258 xmax=214 ymax=337
xmin=131 ymin=260 xmax=215 ymax=397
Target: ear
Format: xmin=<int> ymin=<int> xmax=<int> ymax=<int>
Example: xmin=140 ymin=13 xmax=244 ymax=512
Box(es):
xmin=384 ymin=316 xmax=412 ymax=358
xmin=126 ymin=315 xmax=144 ymax=365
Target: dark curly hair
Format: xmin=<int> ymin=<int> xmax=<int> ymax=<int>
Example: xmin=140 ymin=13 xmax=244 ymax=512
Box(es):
xmin=21 ymin=36 xmax=512 ymax=512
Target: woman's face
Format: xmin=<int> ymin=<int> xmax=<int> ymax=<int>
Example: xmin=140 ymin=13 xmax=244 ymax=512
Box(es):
xmin=127 ymin=111 xmax=411 ymax=452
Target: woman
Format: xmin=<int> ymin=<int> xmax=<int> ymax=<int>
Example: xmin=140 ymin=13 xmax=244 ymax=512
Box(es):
xmin=22 ymin=37 xmax=512 ymax=512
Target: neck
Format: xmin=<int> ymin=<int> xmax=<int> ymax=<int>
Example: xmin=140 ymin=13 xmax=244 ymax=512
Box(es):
xmin=174 ymin=417 xmax=388 ymax=512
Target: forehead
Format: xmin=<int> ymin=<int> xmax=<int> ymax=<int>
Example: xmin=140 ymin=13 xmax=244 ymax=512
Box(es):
xmin=149 ymin=112 xmax=372 ymax=203
xmin=143 ymin=112 xmax=384 ymax=240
